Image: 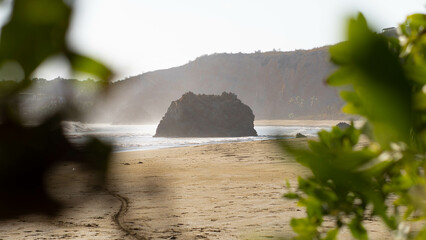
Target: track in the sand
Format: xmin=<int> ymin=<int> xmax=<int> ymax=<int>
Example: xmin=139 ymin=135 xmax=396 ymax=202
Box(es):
xmin=106 ymin=190 xmax=147 ymax=240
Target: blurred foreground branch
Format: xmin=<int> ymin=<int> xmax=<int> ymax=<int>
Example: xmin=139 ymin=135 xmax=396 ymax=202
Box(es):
xmin=0 ymin=0 xmax=113 ymax=219
xmin=284 ymin=13 xmax=426 ymax=240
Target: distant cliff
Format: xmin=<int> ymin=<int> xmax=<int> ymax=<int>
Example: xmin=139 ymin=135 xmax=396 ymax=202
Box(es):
xmin=108 ymin=46 xmax=346 ymax=124
xmin=155 ymin=92 xmax=257 ymax=137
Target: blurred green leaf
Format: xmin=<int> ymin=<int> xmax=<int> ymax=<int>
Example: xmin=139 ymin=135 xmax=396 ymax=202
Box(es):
xmin=0 ymin=0 xmax=113 ymax=219
xmin=290 ymin=218 xmax=318 ymax=239
xmin=284 ymin=193 xmax=299 ymax=199
xmin=0 ymin=0 xmax=71 ymax=77
xmin=323 ymin=229 xmax=338 ymax=240
xmin=326 ymin=67 xmax=353 ymax=86
xmin=329 ymin=13 xmax=413 ymax=148
xmin=415 ymin=228 xmax=426 ymax=240
xmin=329 ymin=41 xmax=351 ymax=65
xmin=66 ymin=51 xmax=113 ymax=83
xmin=348 ymin=217 xmax=367 ymax=240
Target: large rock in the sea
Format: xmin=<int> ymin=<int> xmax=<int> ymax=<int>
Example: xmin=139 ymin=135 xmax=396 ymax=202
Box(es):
xmin=295 ymin=133 xmax=307 ymax=138
xmin=336 ymin=122 xmax=350 ymax=130
xmin=154 ymin=92 xmax=257 ymax=137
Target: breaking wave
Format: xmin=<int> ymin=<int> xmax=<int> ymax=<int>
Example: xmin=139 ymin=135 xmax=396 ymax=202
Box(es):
xmin=63 ymin=122 xmax=328 ymax=152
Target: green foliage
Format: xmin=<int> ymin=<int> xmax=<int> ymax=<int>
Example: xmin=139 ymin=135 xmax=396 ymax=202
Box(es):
xmin=284 ymin=13 xmax=426 ymax=239
xmin=0 ymin=0 xmax=113 ymax=218
xmin=0 ymin=0 xmax=112 ymax=83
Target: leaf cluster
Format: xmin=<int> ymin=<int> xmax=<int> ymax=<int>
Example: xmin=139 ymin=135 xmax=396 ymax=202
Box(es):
xmin=284 ymin=13 xmax=426 ymax=239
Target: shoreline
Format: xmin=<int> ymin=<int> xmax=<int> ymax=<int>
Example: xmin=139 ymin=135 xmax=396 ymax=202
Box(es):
xmin=254 ymin=119 xmax=364 ymax=128
xmin=111 ymin=119 xmax=346 ymax=153
xmin=254 ymin=119 xmax=349 ymax=126
xmin=113 ymin=136 xmax=295 ymax=154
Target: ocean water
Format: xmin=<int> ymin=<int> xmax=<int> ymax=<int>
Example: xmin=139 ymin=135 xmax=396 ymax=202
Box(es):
xmin=63 ymin=122 xmax=329 ymax=152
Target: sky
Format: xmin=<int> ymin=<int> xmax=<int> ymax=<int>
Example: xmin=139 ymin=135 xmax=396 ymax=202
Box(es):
xmin=0 ymin=0 xmax=425 ymax=81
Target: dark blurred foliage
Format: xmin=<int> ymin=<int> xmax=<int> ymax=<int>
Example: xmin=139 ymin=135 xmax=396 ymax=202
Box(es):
xmin=0 ymin=0 xmax=113 ymax=219
xmin=283 ymin=13 xmax=426 ymax=239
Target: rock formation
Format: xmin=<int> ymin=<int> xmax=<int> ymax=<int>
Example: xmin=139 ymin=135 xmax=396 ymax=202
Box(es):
xmin=296 ymin=133 xmax=307 ymax=138
xmin=154 ymin=92 xmax=257 ymax=137
xmin=336 ymin=122 xmax=350 ymax=130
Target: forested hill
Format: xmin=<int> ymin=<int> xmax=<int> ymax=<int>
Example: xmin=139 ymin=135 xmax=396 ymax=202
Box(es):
xmin=11 ymin=46 xmax=347 ymax=123
xmin=107 ymin=46 xmax=346 ymax=123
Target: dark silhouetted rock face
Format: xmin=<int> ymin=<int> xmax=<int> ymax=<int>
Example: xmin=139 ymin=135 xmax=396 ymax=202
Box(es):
xmin=154 ymin=92 xmax=257 ymax=137
xmin=336 ymin=122 xmax=350 ymax=130
xmin=296 ymin=133 xmax=307 ymax=138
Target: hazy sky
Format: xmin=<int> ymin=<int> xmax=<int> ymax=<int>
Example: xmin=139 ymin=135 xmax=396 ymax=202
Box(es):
xmin=1 ymin=0 xmax=425 ymax=81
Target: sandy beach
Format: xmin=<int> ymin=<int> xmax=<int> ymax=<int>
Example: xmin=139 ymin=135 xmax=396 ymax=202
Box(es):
xmin=0 ymin=139 xmax=307 ymax=239
xmin=0 ymin=121 xmax=392 ymax=240
xmin=107 ymin=139 xmax=310 ymax=239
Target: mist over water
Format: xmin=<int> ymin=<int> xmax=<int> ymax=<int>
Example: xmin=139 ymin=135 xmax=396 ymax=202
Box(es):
xmin=63 ymin=122 xmax=328 ymax=152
